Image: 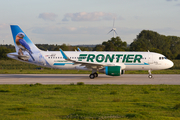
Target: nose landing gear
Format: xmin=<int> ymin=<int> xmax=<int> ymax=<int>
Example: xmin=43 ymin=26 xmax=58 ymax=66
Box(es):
xmin=148 ymin=70 xmax=153 ymax=79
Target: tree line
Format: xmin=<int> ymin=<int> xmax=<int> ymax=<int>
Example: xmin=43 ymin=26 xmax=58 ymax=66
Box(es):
xmin=0 ymin=30 xmax=180 ymax=60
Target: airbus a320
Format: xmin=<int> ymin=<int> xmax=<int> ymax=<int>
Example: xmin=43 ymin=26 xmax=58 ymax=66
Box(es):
xmin=7 ymin=25 xmax=174 ymax=79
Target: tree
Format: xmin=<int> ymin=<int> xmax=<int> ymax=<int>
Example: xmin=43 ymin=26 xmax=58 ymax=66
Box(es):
xmin=93 ymin=45 xmax=105 ymax=51
xmin=0 ymin=46 xmax=14 ymax=60
xmin=168 ymin=36 xmax=180 ymax=59
xmin=102 ymin=36 xmax=127 ymax=51
xmin=130 ymin=30 xmax=180 ymax=59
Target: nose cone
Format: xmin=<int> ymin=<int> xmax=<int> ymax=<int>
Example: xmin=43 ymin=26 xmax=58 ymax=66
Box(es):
xmin=168 ymin=60 xmax=174 ymax=68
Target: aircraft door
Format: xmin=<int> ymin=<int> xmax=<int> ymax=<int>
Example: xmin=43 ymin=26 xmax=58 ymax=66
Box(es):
xmin=148 ymin=54 xmax=153 ymax=64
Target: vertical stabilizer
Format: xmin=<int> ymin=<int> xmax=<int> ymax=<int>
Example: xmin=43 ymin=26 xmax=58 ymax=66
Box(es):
xmin=10 ymin=25 xmax=40 ymax=53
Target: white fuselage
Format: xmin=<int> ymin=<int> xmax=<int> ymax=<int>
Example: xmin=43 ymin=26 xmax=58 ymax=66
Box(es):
xmin=38 ymin=51 xmax=173 ymax=71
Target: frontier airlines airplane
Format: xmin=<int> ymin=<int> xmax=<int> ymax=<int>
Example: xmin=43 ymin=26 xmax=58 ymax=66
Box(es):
xmin=7 ymin=25 xmax=174 ymax=79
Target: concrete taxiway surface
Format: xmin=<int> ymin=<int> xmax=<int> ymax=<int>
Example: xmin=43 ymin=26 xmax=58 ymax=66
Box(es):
xmin=0 ymin=74 xmax=180 ymax=85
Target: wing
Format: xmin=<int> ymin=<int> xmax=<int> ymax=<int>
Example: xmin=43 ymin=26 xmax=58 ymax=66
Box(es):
xmin=59 ymin=49 xmax=126 ymax=70
xmin=19 ymin=39 xmax=33 ymax=53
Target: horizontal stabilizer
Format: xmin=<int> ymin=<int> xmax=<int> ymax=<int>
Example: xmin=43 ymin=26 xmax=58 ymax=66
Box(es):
xmin=7 ymin=53 xmax=30 ymax=60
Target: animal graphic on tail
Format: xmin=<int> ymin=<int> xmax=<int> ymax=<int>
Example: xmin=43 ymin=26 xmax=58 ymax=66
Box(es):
xmin=15 ymin=32 xmax=35 ymax=61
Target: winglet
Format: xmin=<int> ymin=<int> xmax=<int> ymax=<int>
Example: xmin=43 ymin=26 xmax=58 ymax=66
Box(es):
xmin=59 ymin=48 xmax=69 ymax=60
xmin=77 ymin=47 xmax=81 ymax=51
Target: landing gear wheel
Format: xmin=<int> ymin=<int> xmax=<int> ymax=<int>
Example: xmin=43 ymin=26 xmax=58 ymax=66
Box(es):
xmin=89 ymin=74 xmax=95 ymax=79
xmin=94 ymin=72 xmax=98 ymax=77
xmin=148 ymin=70 xmax=153 ymax=79
xmin=148 ymin=75 xmax=153 ymax=79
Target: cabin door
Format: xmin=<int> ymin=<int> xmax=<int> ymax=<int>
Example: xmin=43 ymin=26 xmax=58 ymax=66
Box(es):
xmin=148 ymin=54 xmax=153 ymax=64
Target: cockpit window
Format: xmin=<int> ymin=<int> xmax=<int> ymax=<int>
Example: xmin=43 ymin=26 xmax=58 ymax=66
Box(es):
xmin=159 ymin=57 xmax=167 ymax=60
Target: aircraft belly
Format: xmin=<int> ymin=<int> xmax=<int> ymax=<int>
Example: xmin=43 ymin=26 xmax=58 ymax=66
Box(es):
xmin=125 ymin=65 xmax=152 ymax=70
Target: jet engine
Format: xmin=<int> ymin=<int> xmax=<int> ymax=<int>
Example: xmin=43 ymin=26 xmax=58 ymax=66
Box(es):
xmin=99 ymin=66 xmax=122 ymax=76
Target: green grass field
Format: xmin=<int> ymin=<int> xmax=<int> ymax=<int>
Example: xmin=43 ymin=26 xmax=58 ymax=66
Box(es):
xmin=0 ymin=60 xmax=180 ymax=74
xmin=0 ymin=84 xmax=180 ymax=120
xmin=0 ymin=60 xmax=180 ymax=119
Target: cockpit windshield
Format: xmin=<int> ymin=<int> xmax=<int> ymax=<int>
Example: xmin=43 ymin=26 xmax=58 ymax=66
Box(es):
xmin=159 ymin=57 xmax=167 ymax=60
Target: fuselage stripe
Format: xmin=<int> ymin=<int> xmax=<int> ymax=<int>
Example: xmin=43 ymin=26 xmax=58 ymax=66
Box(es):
xmin=125 ymin=63 xmax=149 ymax=65
xmin=53 ymin=63 xmax=73 ymax=66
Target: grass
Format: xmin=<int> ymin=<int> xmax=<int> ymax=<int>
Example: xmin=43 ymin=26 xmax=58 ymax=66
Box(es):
xmin=0 ymin=84 xmax=179 ymax=120
xmin=0 ymin=59 xmax=180 ymax=74
xmin=0 ymin=69 xmax=92 ymax=74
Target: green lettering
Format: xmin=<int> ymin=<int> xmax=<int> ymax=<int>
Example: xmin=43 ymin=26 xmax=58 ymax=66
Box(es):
xmin=122 ymin=55 xmax=126 ymax=63
xmin=87 ymin=54 xmax=95 ymax=62
xmin=126 ymin=55 xmax=134 ymax=63
xmin=105 ymin=54 xmax=114 ymax=62
xmin=134 ymin=55 xmax=142 ymax=63
xmin=78 ymin=54 xmax=87 ymax=61
xmin=116 ymin=54 xmax=123 ymax=62
xmin=96 ymin=54 xmax=104 ymax=63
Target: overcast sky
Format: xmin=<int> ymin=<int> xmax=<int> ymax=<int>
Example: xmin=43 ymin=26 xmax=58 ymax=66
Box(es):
xmin=0 ymin=0 xmax=180 ymax=45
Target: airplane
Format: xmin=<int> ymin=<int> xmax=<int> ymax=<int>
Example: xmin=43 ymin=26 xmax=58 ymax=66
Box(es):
xmin=7 ymin=25 xmax=174 ymax=79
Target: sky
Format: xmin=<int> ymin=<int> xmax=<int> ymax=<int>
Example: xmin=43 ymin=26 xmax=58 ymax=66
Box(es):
xmin=0 ymin=0 xmax=180 ymax=45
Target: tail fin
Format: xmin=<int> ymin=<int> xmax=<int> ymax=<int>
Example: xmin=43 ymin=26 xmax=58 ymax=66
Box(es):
xmin=10 ymin=25 xmax=40 ymax=53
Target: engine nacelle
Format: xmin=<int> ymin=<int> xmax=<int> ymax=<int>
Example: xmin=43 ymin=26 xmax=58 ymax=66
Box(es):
xmin=104 ymin=66 xmax=121 ymax=76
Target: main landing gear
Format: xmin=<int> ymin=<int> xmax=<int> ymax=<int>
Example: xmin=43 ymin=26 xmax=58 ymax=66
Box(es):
xmin=89 ymin=72 xmax=98 ymax=79
xmin=148 ymin=70 xmax=153 ymax=79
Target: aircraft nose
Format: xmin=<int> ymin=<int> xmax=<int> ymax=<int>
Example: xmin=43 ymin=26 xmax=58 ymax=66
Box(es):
xmin=168 ymin=60 xmax=174 ymax=68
